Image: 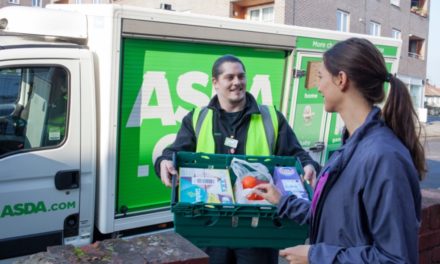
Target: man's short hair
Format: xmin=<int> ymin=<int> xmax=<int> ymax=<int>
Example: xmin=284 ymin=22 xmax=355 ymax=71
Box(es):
xmin=212 ymin=55 xmax=246 ymax=79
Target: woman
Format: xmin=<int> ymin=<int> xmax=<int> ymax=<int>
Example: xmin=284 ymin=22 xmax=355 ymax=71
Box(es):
xmin=254 ymin=38 xmax=425 ymax=263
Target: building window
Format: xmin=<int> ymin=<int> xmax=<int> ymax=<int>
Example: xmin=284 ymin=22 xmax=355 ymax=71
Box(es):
xmin=391 ymin=28 xmax=401 ymax=39
xmin=410 ymin=84 xmax=422 ymax=108
xmin=411 ymin=0 xmax=425 ymax=8
xmin=336 ymin=10 xmax=349 ymax=32
xmin=8 ymin=0 xmax=19 ymax=4
xmin=369 ymin=21 xmax=381 ymax=36
xmin=159 ymin=3 xmax=172 ymax=10
xmin=247 ymin=5 xmax=274 ymax=23
xmin=391 ymin=0 xmax=400 ymax=6
xmin=32 ymin=0 xmax=42 ymax=7
xmin=408 ymin=35 xmax=425 ymax=60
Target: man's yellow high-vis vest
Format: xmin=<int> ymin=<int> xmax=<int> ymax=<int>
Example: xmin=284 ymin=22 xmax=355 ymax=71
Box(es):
xmin=192 ymin=105 xmax=278 ymax=155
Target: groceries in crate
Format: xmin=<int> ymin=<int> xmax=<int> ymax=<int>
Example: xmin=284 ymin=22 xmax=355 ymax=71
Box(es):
xmin=178 ymin=158 xmax=310 ymax=205
xmin=172 ymin=152 xmax=311 ymax=249
xmin=273 ymin=166 xmax=309 ymax=200
xmin=179 ymin=167 xmax=235 ymax=204
xmin=230 ymin=158 xmax=272 ymax=204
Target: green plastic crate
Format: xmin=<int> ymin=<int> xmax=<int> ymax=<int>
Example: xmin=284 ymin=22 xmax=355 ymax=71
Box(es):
xmin=171 ymin=151 xmax=312 ymax=249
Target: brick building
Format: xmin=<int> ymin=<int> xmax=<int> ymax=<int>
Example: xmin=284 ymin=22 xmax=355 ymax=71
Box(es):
xmin=0 ymin=0 xmax=430 ymax=113
xmin=110 ymin=0 xmax=431 ymax=113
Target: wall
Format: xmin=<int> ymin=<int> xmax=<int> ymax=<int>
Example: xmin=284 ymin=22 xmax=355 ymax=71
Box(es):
xmin=420 ymin=189 xmax=440 ymax=263
xmin=289 ymin=0 xmax=429 ymax=80
xmin=0 ymin=0 xmax=51 ymax=8
xmin=111 ymin=0 xmax=231 ymax=17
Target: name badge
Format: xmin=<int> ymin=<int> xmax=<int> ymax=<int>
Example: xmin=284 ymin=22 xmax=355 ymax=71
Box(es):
xmin=224 ymin=137 xmax=238 ymax=149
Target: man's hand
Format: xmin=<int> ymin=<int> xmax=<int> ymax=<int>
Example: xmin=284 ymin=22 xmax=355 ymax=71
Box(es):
xmin=280 ymin=245 xmax=310 ymax=264
xmin=252 ymin=183 xmax=282 ymax=205
xmin=160 ymin=160 xmax=177 ymax=187
xmin=303 ymin=164 xmax=316 ymax=189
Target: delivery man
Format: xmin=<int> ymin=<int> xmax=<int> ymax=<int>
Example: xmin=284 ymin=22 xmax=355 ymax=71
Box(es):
xmin=155 ymin=54 xmax=318 ymax=264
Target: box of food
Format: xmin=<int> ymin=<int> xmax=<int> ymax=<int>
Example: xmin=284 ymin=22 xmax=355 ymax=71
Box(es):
xmin=171 ymin=151 xmax=313 ymax=249
xmin=273 ymin=166 xmax=309 ymax=200
xmin=179 ymin=167 xmax=234 ymax=204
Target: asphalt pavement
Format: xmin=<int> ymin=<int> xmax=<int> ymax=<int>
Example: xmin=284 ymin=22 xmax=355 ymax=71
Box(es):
xmin=424 ymin=120 xmax=440 ymax=139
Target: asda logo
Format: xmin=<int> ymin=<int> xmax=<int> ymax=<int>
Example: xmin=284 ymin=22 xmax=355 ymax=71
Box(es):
xmin=126 ymin=71 xmax=274 ymax=128
xmin=1 ymin=201 xmax=76 ymax=218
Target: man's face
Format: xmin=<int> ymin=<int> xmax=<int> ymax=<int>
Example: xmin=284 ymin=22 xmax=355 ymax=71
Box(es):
xmin=213 ymin=62 xmax=247 ymax=107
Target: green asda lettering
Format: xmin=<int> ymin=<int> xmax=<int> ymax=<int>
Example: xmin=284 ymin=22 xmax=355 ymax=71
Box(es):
xmin=126 ymin=71 xmax=274 ymax=128
xmin=1 ymin=201 xmax=76 ymax=218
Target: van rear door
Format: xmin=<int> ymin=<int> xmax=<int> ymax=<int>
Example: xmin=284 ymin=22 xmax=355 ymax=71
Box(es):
xmin=0 ymin=58 xmax=81 ymax=259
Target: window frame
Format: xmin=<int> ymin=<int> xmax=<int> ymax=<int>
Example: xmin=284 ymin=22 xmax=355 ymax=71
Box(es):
xmin=336 ymin=9 xmax=350 ymax=32
xmin=391 ymin=28 xmax=401 ymax=39
xmin=368 ymin=21 xmax=381 ymax=36
xmin=32 ymin=0 xmax=42 ymax=7
xmin=246 ymin=4 xmax=274 ymax=23
xmin=8 ymin=0 xmax=20 ymax=4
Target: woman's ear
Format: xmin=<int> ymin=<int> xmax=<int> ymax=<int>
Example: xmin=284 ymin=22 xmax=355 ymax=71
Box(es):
xmin=337 ymin=71 xmax=349 ymax=91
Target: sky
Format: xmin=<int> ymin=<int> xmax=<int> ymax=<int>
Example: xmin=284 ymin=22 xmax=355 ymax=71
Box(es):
xmin=427 ymin=0 xmax=440 ymax=86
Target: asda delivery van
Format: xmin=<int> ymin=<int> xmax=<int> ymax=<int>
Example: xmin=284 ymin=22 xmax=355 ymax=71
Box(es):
xmin=0 ymin=4 xmax=401 ymax=259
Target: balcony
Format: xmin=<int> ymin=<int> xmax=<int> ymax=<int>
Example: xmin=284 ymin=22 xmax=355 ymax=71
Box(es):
xmin=230 ymin=0 xmax=274 ymax=20
xmin=408 ymin=35 xmax=425 ymax=60
xmin=410 ymin=0 xmax=428 ymax=17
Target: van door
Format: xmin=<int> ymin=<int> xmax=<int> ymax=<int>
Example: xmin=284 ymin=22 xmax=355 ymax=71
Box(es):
xmin=288 ymin=52 xmax=330 ymax=164
xmin=288 ymin=55 xmax=396 ymax=165
xmin=0 ymin=60 xmax=81 ymax=259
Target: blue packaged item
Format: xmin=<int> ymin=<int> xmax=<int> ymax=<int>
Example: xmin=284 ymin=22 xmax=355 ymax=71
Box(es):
xmin=273 ymin=166 xmax=309 ymax=200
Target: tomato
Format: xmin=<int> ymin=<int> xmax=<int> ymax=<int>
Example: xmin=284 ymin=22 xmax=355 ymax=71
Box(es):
xmin=242 ymin=176 xmax=258 ymax=189
xmin=242 ymin=176 xmax=266 ymax=200
xmin=247 ymin=193 xmax=264 ymax=200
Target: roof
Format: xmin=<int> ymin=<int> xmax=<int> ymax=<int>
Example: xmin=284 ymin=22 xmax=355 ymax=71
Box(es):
xmin=425 ymin=84 xmax=440 ymax=97
xmin=0 ymin=6 xmax=87 ymax=40
xmin=0 ymin=35 xmax=80 ymax=48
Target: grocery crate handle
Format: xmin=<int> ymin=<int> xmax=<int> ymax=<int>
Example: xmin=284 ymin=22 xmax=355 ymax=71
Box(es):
xmin=205 ymin=215 xmax=220 ymax=227
xmin=272 ymin=217 xmax=283 ymax=228
xmin=171 ymin=152 xmax=178 ymax=206
xmin=251 ymin=216 xmax=259 ymax=228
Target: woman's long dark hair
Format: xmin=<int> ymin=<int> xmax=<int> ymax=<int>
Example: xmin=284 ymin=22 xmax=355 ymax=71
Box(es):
xmin=323 ymin=38 xmax=426 ymax=180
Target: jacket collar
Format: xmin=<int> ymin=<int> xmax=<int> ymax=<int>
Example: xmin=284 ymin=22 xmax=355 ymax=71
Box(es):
xmin=333 ymin=106 xmax=382 ymax=174
xmin=342 ymin=106 xmax=382 ymax=146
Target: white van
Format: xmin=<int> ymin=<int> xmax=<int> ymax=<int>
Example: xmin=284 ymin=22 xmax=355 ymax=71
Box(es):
xmin=0 ymin=4 xmax=401 ymax=259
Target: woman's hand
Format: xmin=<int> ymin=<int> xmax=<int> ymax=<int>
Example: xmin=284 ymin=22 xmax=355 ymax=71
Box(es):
xmin=280 ymin=245 xmax=310 ymax=264
xmin=303 ymin=164 xmax=317 ymax=189
xmin=252 ymin=183 xmax=282 ymax=205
